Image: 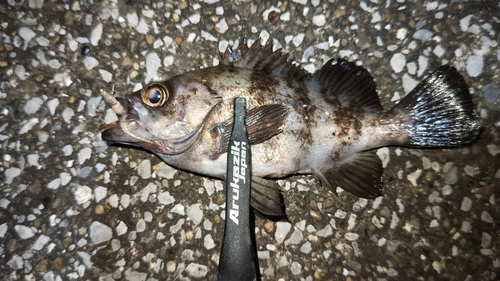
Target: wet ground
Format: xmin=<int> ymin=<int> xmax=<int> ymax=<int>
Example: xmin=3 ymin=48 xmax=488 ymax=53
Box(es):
xmin=1 ymin=0 xmax=499 ymax=280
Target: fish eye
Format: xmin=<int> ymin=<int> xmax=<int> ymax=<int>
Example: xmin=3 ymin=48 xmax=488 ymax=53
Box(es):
xmin=141 ymin=83 xmax=169 ymax=107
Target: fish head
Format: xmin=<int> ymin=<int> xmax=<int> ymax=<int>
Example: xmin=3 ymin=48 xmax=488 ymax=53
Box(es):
xmin=101 ymin=76 xmax=222 ymax=155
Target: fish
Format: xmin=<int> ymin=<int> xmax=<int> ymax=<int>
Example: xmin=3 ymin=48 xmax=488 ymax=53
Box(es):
xmin=100 ymin=40 xmax=482 ymax=218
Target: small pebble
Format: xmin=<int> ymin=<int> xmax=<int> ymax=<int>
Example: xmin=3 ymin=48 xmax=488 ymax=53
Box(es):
xmin=187 ymin=204 xmax=203 ymax=225
xmin=292 ymin=33 xmax=305 ymax=47
xmin=312 ymin=14 xmax=326 ymax=26
xmin=481 ymin=211 xmax=493 ymax=223
xmin=390 ymin=53 xmax=406 ymax=73
xmin=376 ymin=147 xmax=390 ymax=168
xmin=5 ymin=167 xmax=22 ymax=184
xmin=316 ymin=225 xmax=333 ymax=237
xmin=32 ymin=235 xmax=50 ymax=250
xmin=275 ymin=222 xmax=292 ymax=243
xmin=145 ymin=52 xmax=161 ymax=83
xmin=345 ymin=232 xmax=359 ymax=241
xmin=445 ymin=166 xmax=458 ymax=185
xmin=0 ymin=198 xmax=10 ymax=209
xmin=300 ymin=242 xmax=312 ymax=254
xmin=215 ymin=18 xmax=228 ymax=33
xmin=120 ymin=194 xmax=130 ymax=208
xmin=24 ymin=97 xmax=44 ymax=114
xmin=77 ymin=147 xmax=92 ymax=165
xmin=19 ymin=27 xmax=37 ymax=50
xmin=413 ymin=29 xmax=434 ymax=41
xmin=258 ymin=250 xmax=270 ymax=259
xmin=94 ymin=205 xmax=105 ymax=215
xmin=61 ymin=108 xmax=74 ymax=123
xmin=136 ymin=18 xmax=149 ymax=34
xmin=432 ymin=261 xmax=443 ymax=274
xmin=204 ymin=234 xmax=215 ymax=249
xmin=90 ymin=23 xmax=103 ymax=46
xmin=74 ymin=185 xmax=92 ymax=204
xmin=15 ymin=225 xmax=35 ymax=239
xmin=482 ymin=84 xmax=500 ymax=102
xmin=487 ymin=144 xmax=499 ymax=156
xmin=284 ymin=229 xmax=303 ymax=246
xmin=466 ymin=55 xmax=484 ymax=77
xmin=136 ymin=219 xmax=146 ymax=232
xmin=115 ymin=221 xmax=128 ymax=236
xmin=407 ymin=169 xmax=422 ymax=186
xmin=460 ymin=15 xmax=473 ymax=32
xmin=264 ymin=221 xmax=274 ymax=233
xmin=461 ymin=221 xmax=472 ymax=232
xmin=90 ymin=221 xmax=112 ymax=244
xmin=290 ymin=261 xmax=302 ymax=275
xmin=185 ymin=263 xmax=208 ymax=278
xmin=158 ymin=191 xmax=174 ymax=205
xmin=481 ymin=232 xmax=491 ymax=249
xmin=137 ymin=159 xmax=151 ymax=179
xmin=19 ymin=118 xmax=39 ymax=134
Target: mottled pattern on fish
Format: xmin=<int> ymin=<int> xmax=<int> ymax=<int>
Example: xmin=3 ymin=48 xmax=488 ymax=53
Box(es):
xmin=101 ymin=40 xmax=481 ymax=218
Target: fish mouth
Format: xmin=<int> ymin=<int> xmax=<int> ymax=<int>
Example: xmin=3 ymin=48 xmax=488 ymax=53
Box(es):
xmin=101 ymin=101 xmax=221 ymax=155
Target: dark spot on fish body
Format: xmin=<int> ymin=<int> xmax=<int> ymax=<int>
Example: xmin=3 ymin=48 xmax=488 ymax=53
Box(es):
xmin=332 ymin=151 xmax=341 ymax=161
xmin=321 ymin=88 xmax=341 ymax=108
xmin=285 ymin=79 xmax=312 ymax=105
xmin=353 ymin=116 xmax=362 ymax=134
xmin=248 ymin=70 xmax=280 ymax=104
xmin=292 ymin=126 xmax=313 ymax=148
xmin=283 ymin=79 xmax=318 ymax=131
xmin=225 ymin=65 xmax=238 ymax=73
xmin=331 ymin=105 xmax=364 ymax=147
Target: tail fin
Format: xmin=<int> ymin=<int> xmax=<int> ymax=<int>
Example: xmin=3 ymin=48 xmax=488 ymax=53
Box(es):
xmin=394 ymin=65 xmax=482 ymax=147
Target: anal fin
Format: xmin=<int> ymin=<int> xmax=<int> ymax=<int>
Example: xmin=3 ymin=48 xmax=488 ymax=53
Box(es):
xmin=251 ymin=177 xmax=287 ymax=220
xmin=316 ymin=151 xmax=383 ymax=199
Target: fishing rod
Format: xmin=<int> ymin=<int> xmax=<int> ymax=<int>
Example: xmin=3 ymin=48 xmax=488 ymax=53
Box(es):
xmin=217 ymin=98 xmax=260 ymax=281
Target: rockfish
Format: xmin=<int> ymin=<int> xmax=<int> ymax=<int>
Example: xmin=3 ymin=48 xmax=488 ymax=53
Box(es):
xmin=100 ymin=40 xmax=481 ymax=218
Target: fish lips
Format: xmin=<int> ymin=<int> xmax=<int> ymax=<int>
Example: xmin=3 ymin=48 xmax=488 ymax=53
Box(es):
xmin=100 ymin=100 xmax=221 ymax=155
xmin=99 ymin=121 xmax=147 ymax=147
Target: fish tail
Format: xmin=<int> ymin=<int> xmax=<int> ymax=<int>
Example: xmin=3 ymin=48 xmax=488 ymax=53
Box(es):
xmin=394 ymin=65 xmax=482 ymax=147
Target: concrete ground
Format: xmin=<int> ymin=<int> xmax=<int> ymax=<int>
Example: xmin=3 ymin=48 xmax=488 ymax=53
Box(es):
xmin=1 ymin=0 xmax=499 ymax=280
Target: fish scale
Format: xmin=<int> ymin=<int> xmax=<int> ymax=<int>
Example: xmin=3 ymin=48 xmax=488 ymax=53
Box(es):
xmin=100 ymin=40 xmax=482 ymax=218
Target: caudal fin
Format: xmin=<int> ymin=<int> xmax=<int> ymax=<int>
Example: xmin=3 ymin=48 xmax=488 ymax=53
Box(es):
xmin=394 ymin=65 xmax=482 ymax=148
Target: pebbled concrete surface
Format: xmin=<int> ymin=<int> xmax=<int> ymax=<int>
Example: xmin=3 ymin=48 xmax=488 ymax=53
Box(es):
xmin=1 ymin=1 xmax=499 ymax=280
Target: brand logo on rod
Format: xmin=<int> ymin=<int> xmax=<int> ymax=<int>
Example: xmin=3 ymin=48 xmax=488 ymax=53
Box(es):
xmin=229 ymin=140 xmax=248 ymax=225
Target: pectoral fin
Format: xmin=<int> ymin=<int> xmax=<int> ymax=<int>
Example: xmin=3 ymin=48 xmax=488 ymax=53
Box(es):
xmin=316 ymin=151 xmax=383 ymax=199
xmin=251 ymin=177 xmax=287 ymax=219
xmin=210 ymin=104 xmax=289 ymax=160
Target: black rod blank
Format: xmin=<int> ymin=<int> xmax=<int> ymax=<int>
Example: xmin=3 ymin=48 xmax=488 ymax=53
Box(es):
xmin=217 ymin=98 xmax=259 ymax=281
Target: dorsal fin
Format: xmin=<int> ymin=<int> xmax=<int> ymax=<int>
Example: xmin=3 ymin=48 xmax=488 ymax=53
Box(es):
xmin=310 ymin=58 xmax=382 ymax=112
xmin=220 ymin=40 xmax=309 ymax=81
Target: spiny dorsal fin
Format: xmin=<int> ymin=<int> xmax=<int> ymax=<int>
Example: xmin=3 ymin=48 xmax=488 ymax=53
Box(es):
xmin=220 ymin=40 xmax=309 ymax=81
xmin=310 ymin=58 xmax=382 ymax=112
